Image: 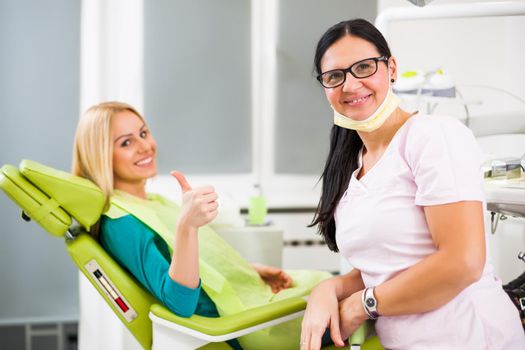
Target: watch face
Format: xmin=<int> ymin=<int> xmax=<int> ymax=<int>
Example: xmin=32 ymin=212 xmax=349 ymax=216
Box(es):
xmin=366 ymin=298 xmax=376 ymax=308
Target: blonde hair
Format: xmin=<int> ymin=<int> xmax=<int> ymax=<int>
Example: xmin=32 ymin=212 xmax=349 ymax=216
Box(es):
xmin=72 ymin=101 xmax=145 ymax=210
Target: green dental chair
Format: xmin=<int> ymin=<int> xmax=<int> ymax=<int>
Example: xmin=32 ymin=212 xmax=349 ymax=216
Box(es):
xmin=0 ymin=160 xmax=383 ymax=350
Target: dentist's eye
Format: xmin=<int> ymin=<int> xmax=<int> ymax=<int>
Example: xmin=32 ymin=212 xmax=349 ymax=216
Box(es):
xmin=323 ymin=71 xmax=344 ymax=85
xmin=353 ymin=61 xmax=374 ymax=75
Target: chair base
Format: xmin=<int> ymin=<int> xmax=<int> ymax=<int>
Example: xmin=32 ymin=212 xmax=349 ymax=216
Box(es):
xmin=152 ymin=320 xmax=208 ymax=350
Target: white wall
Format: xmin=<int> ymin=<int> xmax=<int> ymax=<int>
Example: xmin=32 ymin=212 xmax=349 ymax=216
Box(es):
xmin=0 ymin=0 xmax=81 ymax=324
xmin=378 ymin=0 xmax=525 ymax=122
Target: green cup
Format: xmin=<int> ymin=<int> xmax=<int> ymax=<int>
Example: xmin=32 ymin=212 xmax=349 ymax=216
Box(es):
xmin=248 ymin=196 xmax=267 ymax=226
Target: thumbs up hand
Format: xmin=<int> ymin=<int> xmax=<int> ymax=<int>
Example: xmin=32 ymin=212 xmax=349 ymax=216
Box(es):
xmin=171 ymin=171 xmax=219 ymax=229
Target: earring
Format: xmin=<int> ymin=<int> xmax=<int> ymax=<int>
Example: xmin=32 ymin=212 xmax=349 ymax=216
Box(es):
xmin=390 ymin=78 xmax=395 ymax=83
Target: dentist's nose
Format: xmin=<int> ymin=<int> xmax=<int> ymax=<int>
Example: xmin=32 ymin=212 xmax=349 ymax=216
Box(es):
xmin=341 ymin=72 xmax=362 ymax=92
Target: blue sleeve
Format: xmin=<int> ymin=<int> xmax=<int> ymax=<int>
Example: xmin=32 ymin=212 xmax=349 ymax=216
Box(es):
xmin=100 ymin=214 xmax=201 ymax=317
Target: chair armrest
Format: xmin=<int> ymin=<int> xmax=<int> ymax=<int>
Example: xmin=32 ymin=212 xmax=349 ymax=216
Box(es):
xmin=149 ymin=297 xmax=306 ymax=342
xmin=150 ymin=298 xmax=374 ymax=347
xmin=349 ymin=321 xmax=367 ymax=348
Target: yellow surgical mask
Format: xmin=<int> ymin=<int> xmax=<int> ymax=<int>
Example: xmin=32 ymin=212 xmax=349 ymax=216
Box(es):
xmin=333 ymin=87 xmax=400 ymax=132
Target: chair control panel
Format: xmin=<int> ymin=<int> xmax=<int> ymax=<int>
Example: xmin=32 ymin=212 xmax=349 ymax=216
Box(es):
xmin=85 ymin=259 xmax=138 ymax=323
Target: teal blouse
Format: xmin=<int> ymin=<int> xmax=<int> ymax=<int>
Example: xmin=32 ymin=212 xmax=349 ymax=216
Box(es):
xmin=100 ymin=214 xmax=243 ymax=350
xmin=100 ymin=214 xmax=218 ymax=317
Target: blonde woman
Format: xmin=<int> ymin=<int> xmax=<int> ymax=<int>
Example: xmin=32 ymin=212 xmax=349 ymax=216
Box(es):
xmin=72 ymin=101 xmax=330 ymax=350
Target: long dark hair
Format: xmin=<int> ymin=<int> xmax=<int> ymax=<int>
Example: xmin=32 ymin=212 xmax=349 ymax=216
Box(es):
xmin=310 ymin=19 xmax=392 ymax=252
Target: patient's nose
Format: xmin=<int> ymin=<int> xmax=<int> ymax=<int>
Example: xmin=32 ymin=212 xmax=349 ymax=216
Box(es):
xmin=137 ymin=138 xmax=152 ymax=153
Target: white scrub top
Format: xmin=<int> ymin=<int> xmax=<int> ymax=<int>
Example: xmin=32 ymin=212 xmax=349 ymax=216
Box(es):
xmin=335 ymin=114 xmax=525 ymax=349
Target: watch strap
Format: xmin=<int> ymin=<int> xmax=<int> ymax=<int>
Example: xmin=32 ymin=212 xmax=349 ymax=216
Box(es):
xmin=362 ymin=287 xmax=380 ymax=319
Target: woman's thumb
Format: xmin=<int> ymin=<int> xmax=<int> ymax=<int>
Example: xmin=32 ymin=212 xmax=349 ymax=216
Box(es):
xmin=170 ymin=170 xmax=192 ymax=192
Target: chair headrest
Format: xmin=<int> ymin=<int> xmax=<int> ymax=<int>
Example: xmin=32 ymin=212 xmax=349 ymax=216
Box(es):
xmin=0 ymin=160 xmax=105 ymax=237
xmin=1 ymin=164 xmax=72 ymax=236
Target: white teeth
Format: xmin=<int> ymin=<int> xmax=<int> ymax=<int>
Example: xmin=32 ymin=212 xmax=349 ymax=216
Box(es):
xmin=349 ymin=96 xmax=367 ymax=104
xmin=135 ymin=157 xmax=152 ymax=166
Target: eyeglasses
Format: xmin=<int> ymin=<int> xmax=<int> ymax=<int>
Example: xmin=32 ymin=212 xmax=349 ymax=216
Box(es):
xmin=317 ymin=56 xmax=389 ymax=88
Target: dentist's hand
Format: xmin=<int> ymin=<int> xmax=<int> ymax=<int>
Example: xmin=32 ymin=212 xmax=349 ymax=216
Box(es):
xmin=338 ymin=291 xmax=368 ymax=341
xmin=171 ymin=171 xmax=219 ymax=229
xmin=301 ymin=280 xmax=345 ymax=350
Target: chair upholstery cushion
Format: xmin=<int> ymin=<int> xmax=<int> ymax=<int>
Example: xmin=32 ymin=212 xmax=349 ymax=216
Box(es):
xmin=0 ymin=164 xmax=71 ymax=236
xmin=19 ymin=159 xmax=105 ymax=231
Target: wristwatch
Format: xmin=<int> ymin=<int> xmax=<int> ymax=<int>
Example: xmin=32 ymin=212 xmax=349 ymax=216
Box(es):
xmin=363 ymin=287 xmax=380 ymax=319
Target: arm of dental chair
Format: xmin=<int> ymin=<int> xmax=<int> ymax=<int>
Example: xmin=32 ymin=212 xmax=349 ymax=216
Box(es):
xmin=149 ymin=297 xmax=306 ymax=343
xmin=150 ymin=299 xmax=375 ymax=350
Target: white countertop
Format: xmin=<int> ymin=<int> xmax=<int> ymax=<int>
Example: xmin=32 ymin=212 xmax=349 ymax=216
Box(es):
xmin=484 ymin=176 xmax=525 ymax=205
xmin=484 ymin=176 xmax=525 ymax=217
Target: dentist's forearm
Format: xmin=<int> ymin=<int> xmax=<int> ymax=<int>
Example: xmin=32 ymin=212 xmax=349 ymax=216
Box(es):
xmin=323 ymin=268 xmax=365 ymax=301
xmin=169 ymin=224 xmax=200 ymax=288
xmin=374 ymin=248 xmax=483 ymax=316
xmin=375 ymin=202 xmax=486 ymax=316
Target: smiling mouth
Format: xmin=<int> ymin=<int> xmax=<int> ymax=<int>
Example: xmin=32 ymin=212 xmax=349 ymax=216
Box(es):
xmin=344 ymin=94 xmax=371 ymax=106
xmin=135 ymin=157 xmax=153 ymax=166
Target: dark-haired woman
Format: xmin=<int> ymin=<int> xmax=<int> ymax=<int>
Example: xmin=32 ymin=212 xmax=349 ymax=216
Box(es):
xmin=300 ymin=19 xmax=525 ymax=350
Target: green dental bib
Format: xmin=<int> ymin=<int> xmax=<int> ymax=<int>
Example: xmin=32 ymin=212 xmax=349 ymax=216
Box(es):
xmin=105 ymin=191 xmax=331 ymax=349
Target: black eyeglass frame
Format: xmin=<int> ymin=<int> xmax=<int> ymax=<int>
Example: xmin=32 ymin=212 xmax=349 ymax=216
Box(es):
xmin=316 ymin=56 xmax=389 ymax=88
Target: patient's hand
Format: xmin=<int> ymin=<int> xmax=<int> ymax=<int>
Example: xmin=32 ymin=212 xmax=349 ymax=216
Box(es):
xmin=171 ymin=170 xmax=218 ymax=229
xmin=252 ymin=263 xmax=293 ymax=293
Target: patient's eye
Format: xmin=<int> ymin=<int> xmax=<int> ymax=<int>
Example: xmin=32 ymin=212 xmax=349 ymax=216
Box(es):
xmin=121 ymin=139 xmax=131 ymax=147
xmin=140 ymin=130 xmax=148 ymax=138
